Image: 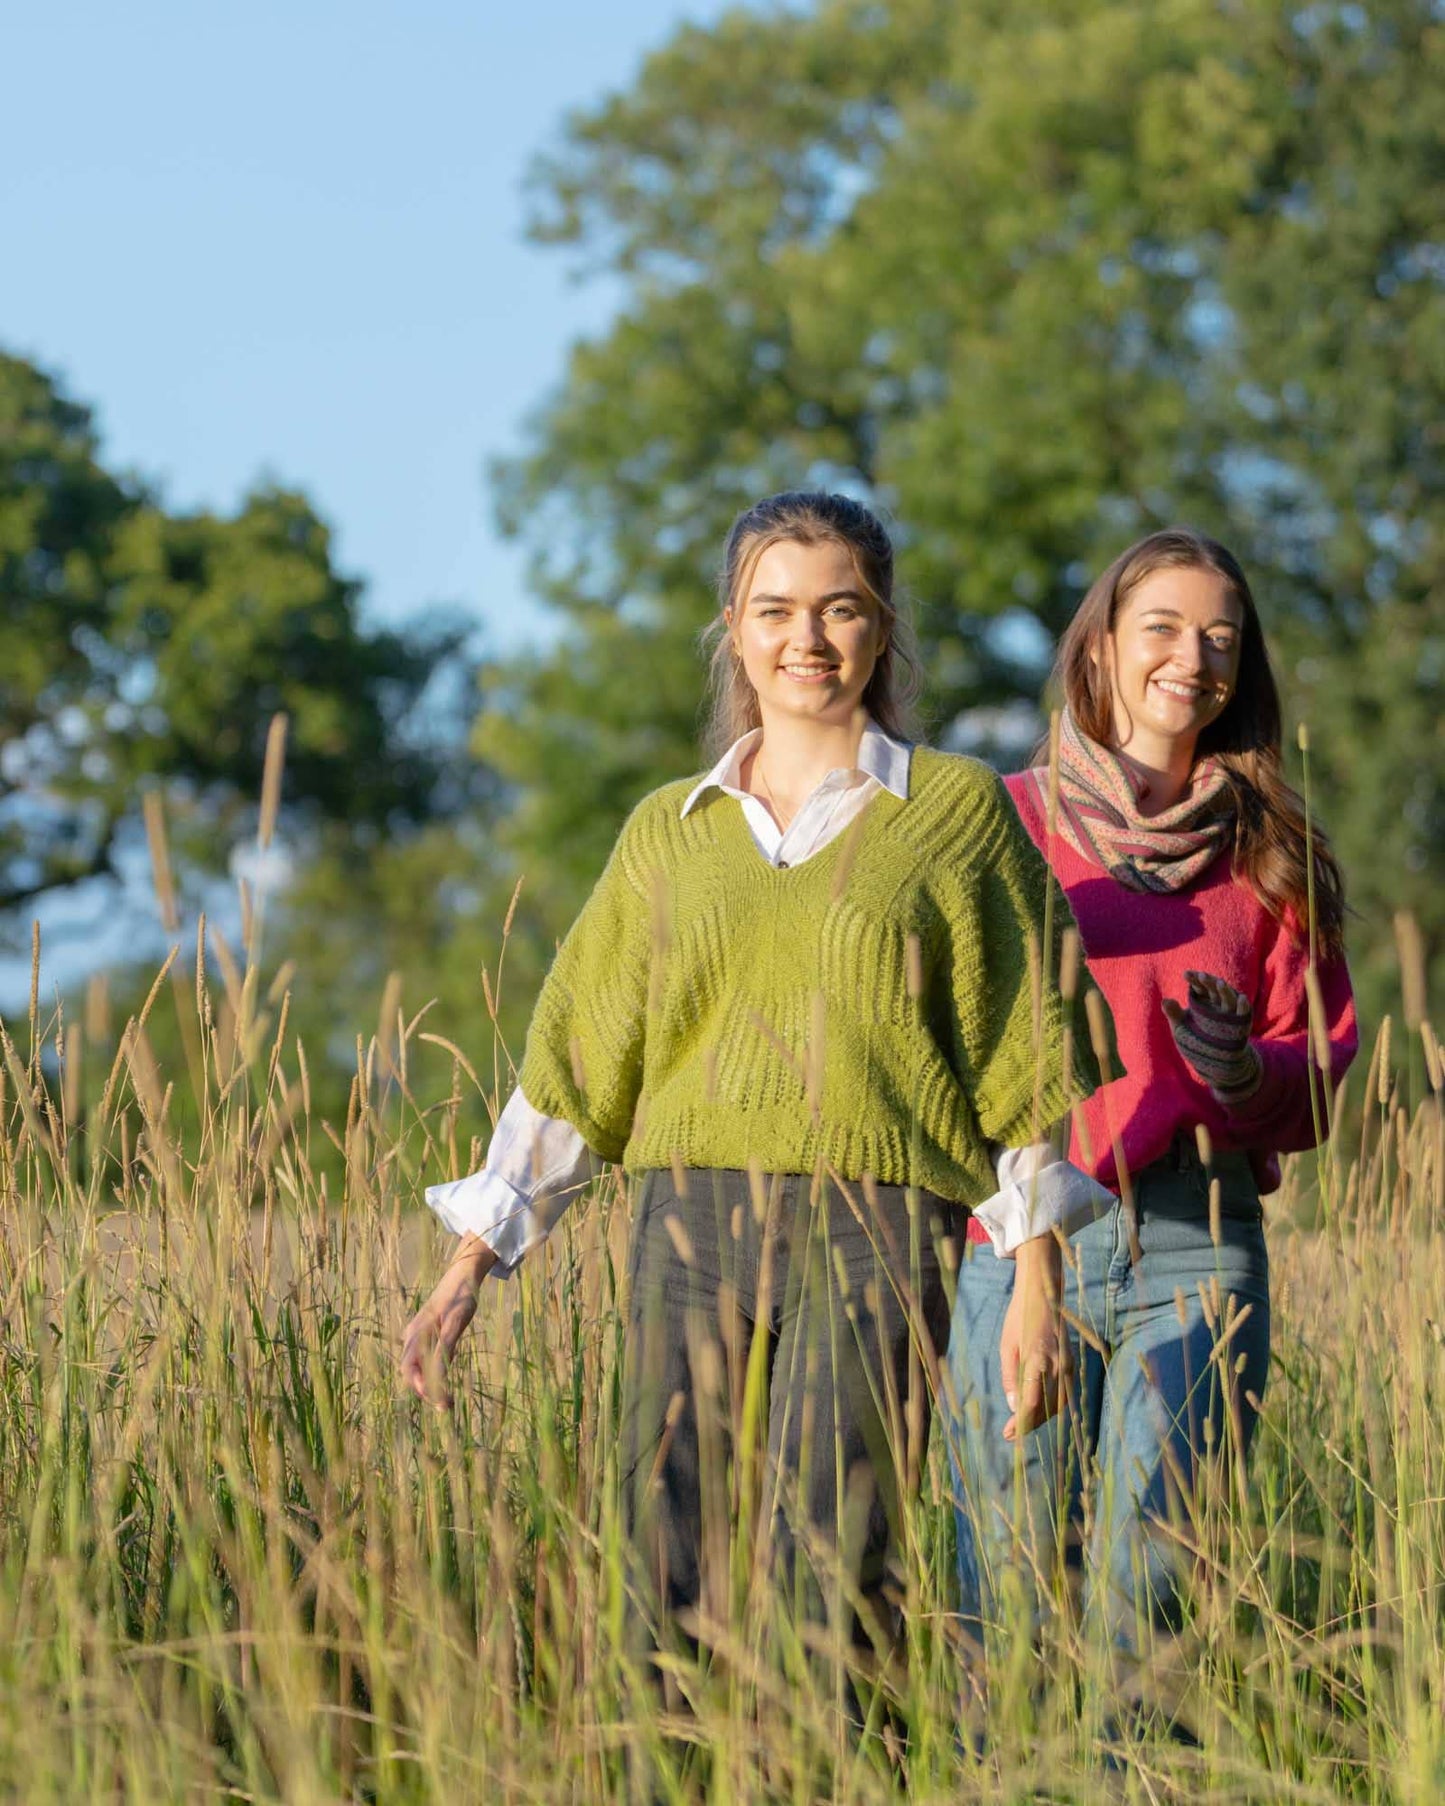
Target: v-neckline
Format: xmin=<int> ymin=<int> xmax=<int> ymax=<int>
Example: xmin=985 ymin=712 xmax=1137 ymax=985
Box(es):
xmin=714 ymin=782 xmax=898 ymax=875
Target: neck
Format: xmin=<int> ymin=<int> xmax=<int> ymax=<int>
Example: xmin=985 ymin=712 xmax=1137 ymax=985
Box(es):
xmin=1109 ymin=728 xmax=1198 ymax=816
xmin=749 ymin=708 xmax=869 ymax=807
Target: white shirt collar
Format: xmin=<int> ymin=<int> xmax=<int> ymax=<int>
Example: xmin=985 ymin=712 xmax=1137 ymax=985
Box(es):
xmin=679 ymin=719 xmax=912 ymax=818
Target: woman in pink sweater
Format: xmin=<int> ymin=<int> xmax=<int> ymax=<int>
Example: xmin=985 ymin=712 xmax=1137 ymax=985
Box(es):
xmin=944 ymin=527 xmax=1356 ymax=1673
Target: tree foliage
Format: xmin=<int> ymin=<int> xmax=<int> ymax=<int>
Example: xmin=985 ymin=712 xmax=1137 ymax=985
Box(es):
xmin=488 ymin=0 xmax=1445 ymax=1014
xmin=0 ymin=352 xmax=472 ymax=922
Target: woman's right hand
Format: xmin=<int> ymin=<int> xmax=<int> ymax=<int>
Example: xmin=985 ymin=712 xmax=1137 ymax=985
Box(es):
xmin=400 ymin=1234 xmax=498 ymax=1409
xmin=998 ymin=1230 xmax=1072 ymax=1442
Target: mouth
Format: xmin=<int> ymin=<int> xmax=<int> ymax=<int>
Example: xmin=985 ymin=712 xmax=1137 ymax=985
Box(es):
xmin=779 ymin=663 xmax=840 ymax=683
xmin=1151 ymin=678 xmax=1210 ymax=702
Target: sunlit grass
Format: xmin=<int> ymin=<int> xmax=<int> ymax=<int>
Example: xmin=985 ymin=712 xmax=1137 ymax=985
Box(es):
xmin=2 ymin=753 xmax=1444 ymax=1801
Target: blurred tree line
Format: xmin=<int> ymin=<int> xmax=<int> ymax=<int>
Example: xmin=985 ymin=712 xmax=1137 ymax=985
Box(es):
xmin=4 ymin=0 xmax=1443 ymax=1147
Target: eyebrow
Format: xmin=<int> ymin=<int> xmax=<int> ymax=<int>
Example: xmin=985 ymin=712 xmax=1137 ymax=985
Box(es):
xmin=747 ymin=589 xmax=869 ymax=606
xmin=1138 ymin=606 xmax=1241 ymax=629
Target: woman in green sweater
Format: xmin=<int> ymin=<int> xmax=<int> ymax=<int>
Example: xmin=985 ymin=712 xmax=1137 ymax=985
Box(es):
xmin=401 ymin=491 xmax=1105 ymax=1696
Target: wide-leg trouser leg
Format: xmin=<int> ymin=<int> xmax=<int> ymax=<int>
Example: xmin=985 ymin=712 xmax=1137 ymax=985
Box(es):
xmin=765 ymin=1176 xmax=959 ymax=1662
xmin=618 ymin=1168 xmax=962 ymax=1674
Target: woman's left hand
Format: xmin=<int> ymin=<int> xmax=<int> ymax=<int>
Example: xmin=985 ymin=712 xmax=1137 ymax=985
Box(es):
xmin=1162 ymin=969 xmax=1262 ymax=1101
xmin=999 ymin=1232 xmax=1072 ymax=1442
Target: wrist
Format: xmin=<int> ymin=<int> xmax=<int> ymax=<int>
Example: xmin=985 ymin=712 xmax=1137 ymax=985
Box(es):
xmin=1013 ymin=1231 xmax=1060 ymax=1275
xmin=1208 ymin=1040 xmax=1264 ymax=1104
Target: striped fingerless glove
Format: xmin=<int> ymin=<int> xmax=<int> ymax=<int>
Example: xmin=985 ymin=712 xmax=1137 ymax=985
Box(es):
xmin=1167 ymin=986 xmax=1263 ymax=1104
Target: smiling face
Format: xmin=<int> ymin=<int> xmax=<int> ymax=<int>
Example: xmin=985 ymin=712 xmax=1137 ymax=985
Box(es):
xmin=1105 ymin=564 xmax=1244 ymax=770
xmin=727 ymin=537 xmax=887 ymax=732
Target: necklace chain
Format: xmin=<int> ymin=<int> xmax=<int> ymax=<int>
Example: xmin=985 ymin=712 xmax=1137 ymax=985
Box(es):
xmin=754 ymin=758 xmax=795 ymax=832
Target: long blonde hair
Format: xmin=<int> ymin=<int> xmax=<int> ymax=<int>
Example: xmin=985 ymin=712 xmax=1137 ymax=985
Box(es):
xmin=702 ymin=491 xmax=921 ymax=759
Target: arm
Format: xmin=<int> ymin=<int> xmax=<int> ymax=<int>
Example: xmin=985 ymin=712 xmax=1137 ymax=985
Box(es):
xmin=978 ymin=1130 xmax=1104 ymax=1441
xmin=400 ymin=1234 xmax=497 ymax=1409
xmin=425 ymin=1089 xmax=600 ymax=1276
xmin=942 ymin=771 xmax=1107 ymax=1152
xmin=972 ymin=1127 xmax=1114 ymax=1256
xmin=401 ymin=1091 xmax=601 ymax=1406
xmin=401 ymin=801 xmax=659 ymax=1407
xmin=943 ymin=776 xmax=1112 ymax=1436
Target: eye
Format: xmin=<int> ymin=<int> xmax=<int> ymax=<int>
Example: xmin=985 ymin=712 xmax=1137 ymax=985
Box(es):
xmin=824 ymin=603 xmax=859 ymax=620
xmin=1144 ymin=621 xmax=1173 ymax=635
xmin=1208 ymin=635 xmax=1238 ymax=653
xmin=754 ymin=604 xmax=788 ymax=619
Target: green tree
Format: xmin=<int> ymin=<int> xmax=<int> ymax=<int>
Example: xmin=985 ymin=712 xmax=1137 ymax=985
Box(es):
xmin=484 ymin=0 xmax=1445 ymax=1020
xmin=0 ymin=352 xmax=473 ymax=923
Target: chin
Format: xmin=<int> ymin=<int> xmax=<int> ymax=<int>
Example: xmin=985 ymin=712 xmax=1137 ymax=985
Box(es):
xmin=770 ymin=686 xmax=848 ymax=715
xmin=1141 ymin=698 xmax=1207 ymax=734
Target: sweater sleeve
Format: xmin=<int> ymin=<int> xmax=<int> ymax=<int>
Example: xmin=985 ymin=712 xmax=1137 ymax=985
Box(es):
xmin=941 ymin=772 xmax=1107 ymax=1148
xmin=516 ymin=802 xmax=659 ymax=1163
xmin=1222 ymin=924 xmax=1357 ymax=1151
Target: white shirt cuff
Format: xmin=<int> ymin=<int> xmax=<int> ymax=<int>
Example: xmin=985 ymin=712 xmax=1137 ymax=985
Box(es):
xmin=424 ymin=1169 xmax=587 ymax=1276
xmin=972 ymin=1147 xmax=1115 ymax=1256
xmin=424 ymin=1087 xmax=599 ymax=1279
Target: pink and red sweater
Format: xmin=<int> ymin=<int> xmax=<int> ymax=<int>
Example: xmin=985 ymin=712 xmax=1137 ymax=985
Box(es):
xmin=980 ymin=771 xmax=1358 ymax=1213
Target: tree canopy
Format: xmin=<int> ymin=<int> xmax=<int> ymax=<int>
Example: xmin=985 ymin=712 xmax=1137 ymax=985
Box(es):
xmin=0 ymin=352 xmax=471 ymax=923
xmin=487 ymin=0 xmax=1445 ymax=1013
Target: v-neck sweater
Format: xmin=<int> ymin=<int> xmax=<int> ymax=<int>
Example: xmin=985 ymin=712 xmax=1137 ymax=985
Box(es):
xmin=517 ymin=749 xmax=1105 ymax=1206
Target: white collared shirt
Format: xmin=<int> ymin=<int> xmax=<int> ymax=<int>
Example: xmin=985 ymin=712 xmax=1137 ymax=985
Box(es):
xmin=678 ymin=721 xmax=912 ymax=867
xmin=426 ymin=722 xmax=1110 ymax=1272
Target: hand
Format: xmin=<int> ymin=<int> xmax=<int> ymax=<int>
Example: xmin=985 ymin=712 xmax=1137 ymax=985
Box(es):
xmin=400 ymin=1234 xmax=497 ymax=1409
xmin=999 ymin=1231 xmax=1073 ymax=1442
xmin=1161 ymin=970 xmax=1262 ymax=1102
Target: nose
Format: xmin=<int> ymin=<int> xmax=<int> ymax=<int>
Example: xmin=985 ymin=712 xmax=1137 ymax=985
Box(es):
xmin=789 ymin=610 xmax=829 ymax=651
xmin=1173 ymin=628 xmax=1209 ymax=673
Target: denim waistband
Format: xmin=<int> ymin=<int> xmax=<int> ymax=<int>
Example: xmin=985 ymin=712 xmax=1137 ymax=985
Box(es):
xmin=964 ymin=1139 xmax=1259 ymax=1244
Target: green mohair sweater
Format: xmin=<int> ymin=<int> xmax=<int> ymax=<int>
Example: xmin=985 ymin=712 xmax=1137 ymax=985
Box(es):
xmin=518 ymin=749 xmax=1106 ymax=1207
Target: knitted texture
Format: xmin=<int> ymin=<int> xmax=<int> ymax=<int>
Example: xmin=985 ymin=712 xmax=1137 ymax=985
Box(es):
xmin=1018 ymin=708 xmax=1235 ymax=893
xmin=1005 ymin=772 xmax=1358 ymax=1196
xmin=518 ymin=751 xmax=1104 ymax=1207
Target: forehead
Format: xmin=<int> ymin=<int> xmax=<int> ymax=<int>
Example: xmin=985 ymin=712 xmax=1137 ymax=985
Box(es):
xmin=744 ymin=536 xmax=862 ymax=600
xmin=1119 ymin=564 xmax=1244 ymax=628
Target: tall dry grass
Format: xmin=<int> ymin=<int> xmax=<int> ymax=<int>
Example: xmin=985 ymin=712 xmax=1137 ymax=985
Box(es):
xmin=2 ymin=735 xmax=1444 ymax=1802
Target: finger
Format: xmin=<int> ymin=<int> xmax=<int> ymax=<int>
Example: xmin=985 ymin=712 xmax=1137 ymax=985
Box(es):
xmin=1011 ymin=1364 xmax=1047 ymax=1438
xmin=402 ymin=1354 xmax=430 ymax=1402
xmin=422 ymin=1351 xmax=454 ymax=1412
xmin=1028 ymin=1385 xmax=1065 ymax=1430
xmin=1161 ymin=998 xmax=1184 ymax=1027
xmin=999 ymin=1332 xmax=1020 ymax=1414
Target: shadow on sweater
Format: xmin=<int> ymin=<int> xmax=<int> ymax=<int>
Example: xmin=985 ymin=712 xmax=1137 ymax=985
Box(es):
xmin=1068 ymin=877 xmax=1205 ymax=962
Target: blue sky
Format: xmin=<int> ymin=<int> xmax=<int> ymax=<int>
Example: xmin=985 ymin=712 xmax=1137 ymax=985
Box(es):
xmin=2 ymin=0 xmax=734 ymax=653
xmin=1 ymin=0 xmax=739 ymax=1002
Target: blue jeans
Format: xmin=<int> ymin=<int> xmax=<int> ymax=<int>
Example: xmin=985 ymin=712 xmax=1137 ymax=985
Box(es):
xmin=942 ymin=1146 xmax=1271 ymax=1655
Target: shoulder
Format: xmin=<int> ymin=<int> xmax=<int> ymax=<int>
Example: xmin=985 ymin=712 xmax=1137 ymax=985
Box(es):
xmin=1001 ymin=768 xmax=1046 ymax=844
xmin=621 ymin=776 xmax=702 ymax=834
xmin=902 ymin=750 xmax=1042 ymax=879
xmin=907 ymin=748 xmax=1011 ymax=832
xmin=602 ymin=775 xmax=707 ymax=887
xmin=910 ymin=747 xmax=1002 ymax=801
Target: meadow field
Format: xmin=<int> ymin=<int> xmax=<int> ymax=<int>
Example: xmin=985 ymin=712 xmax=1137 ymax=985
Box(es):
xmin=1 ymin=888 xmax=1443 ymax=1803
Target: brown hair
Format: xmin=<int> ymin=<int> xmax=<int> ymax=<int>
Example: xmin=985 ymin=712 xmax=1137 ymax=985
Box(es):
xmin=1055 ymin=526 xmax=1346 ymax=959
xmin=702 ymin=491 xmax=921 ymax=758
